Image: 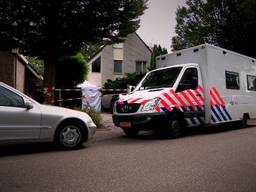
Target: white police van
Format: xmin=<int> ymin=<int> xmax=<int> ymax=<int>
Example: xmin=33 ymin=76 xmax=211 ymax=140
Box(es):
xmin=112 ymin=44 xmax=256 ymax=137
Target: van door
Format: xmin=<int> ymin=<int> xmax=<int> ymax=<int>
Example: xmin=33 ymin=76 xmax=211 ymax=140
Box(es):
xmin=175 ymin=67 xmax=205 ymax=126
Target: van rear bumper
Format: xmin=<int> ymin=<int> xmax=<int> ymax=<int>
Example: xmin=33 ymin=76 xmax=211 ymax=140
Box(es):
xmin=112 ymin=113 xmax=170 ymax=130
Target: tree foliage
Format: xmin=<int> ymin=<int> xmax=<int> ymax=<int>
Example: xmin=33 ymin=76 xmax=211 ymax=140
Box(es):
xmin=56 ymin=52 xmax=88 ymax=88
xmin=80 ymin=42 xmax=101 ymax=61
xmin=172 ymin=0 xmax=256 ymax=58
xmin=27 ymin=56 xmax=44 ymax=76
xmin=0 ymin=0 xmax=148 ymax=87
xmin=150 ymin=44 xmax=168 ymax=69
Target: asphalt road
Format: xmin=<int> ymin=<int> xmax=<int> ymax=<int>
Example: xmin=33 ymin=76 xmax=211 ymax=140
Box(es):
xmin=1 ymin=114 xmax=256 ymax=192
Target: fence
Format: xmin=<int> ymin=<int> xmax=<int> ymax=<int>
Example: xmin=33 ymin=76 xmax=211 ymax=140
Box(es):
xmin=43 ymin=87 xmax=128 ymax=109
xmin=43 ymin=87 xmax=82 ymax=108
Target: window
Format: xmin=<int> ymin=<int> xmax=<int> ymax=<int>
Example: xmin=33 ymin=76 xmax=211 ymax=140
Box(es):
xmin=113 ymin=43 xmax=123 ymax=49
xmin=247 ymin=75 xmax=256 ymax=91
xmin=136 ymin=61 xmax=147 ymax=74
xmin=92 ymin=56 xmax=101 ymax=72
xmin=114 ymin=60 xmax=122 ymax=74
xmin=176 ymin=68 xmax=198 ymax=92
xmin=225 ymin=71 xmax=240 ymax=89
xmin=139 ymin=67 xmax=182 ymax=90
xmin=0 ymin=86 xmax=25 ymax=107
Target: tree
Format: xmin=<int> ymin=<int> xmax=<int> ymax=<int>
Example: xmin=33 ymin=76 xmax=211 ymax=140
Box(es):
xmin=0 ymin=0 xmax=148 ymax=89
xmin=171 ymin=0 xmax=256 ymax=58
xmin=150 ymin=44 xmax=168 ymax=70
xmin=56 ymin=52 xmax=88 ymax=88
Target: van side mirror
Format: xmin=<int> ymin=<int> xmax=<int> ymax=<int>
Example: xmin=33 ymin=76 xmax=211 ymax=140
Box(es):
xmin=127 ymin=85 xmax=135 ymax=94
xmin=25 ymin=102 xmax=34 ymax=110
xmin=176 ymin=79 xmax=198 ymax=93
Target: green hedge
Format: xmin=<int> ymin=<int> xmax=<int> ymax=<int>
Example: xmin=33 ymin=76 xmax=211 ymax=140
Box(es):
xmin=103 ymin=73 xmax=145 ymax=89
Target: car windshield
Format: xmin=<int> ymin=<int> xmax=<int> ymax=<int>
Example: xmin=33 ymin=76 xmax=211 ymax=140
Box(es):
xmin=138 ymin=67 xmax=182 ymax=90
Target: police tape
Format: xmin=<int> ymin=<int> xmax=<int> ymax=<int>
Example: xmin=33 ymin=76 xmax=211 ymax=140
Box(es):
xmin=44 ymin=87 xmax=126 ymax=93
xmin=44 ymin=87 xmax=81 ymax=94
xmin=50 ymin=96 xmax=85 ymax=104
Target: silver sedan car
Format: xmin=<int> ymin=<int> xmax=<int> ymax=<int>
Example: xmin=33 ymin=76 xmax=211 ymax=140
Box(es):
xmin=0 ymin=82 xmax=96 ymax=149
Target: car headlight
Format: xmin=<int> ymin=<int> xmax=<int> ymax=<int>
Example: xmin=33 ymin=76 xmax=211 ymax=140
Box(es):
xmin=141 ymin=98 xmax=160 ymax=112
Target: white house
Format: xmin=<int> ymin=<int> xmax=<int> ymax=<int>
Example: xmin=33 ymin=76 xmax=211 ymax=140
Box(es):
xmin=87 ymin=33 xmax=152 ymax=88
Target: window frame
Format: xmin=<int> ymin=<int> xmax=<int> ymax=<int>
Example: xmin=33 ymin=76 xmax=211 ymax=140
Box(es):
xmin=247 ymin=74 xmax=256 ymax=91
xmin=136 ymin=61 xmax=147 ymax=74
xmin=91 ymin=56 xmax=101 ymax=73
xmin=225 ymin=70 xmax=240 ymax=90
xmin=114 ymin=60 xmax=123 ymax=74
xmin=176 ymin=67 xmax=198 ymax=92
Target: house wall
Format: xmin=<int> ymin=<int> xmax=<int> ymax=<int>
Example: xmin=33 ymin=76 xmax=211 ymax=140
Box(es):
xmin=87 ymin=33 xmax=151 ymax=88
xmin=101 ymin=46 xmax=115 ymax=87
xmin=123 ymin=33 xmax=151 ymax=74
xmin=0 ymin=51 xmax=15 ymax=87
xmin=101 ymin=33 xmax=151 ymax=87
xmin=0 ymin=50 xmax=27 ymax=92
xmin=15 ymin=56 xmax=25 ymax=92
xmin=88 ymin=52 xmax=103 ymax=87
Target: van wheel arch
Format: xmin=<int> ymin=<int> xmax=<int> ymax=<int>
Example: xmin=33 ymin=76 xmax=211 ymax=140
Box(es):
xmin=241 ymin=113 xmax=250 ymax=128
xmin=168 ymin=111 xmax=186 ymax=138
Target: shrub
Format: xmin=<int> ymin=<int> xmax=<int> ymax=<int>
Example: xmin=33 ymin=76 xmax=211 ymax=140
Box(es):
xmin=103 ymin=72 xmax=145 ymax=89
xmin=56 ymin=52 xmax=89 ymax=88
xmin=74 ymin=107 xmax=102 ymax=127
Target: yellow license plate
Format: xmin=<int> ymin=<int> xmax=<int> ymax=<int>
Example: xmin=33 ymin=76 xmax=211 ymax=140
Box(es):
xmin=120 ymin=122 xmax=132 ymax=128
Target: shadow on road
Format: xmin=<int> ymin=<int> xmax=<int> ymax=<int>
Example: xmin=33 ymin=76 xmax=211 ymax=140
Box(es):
xmin=120 ymin=123 xmax=255 ymax=141
xmin=0 ymin=142 xmax=87 ymax=157
xmin=0 ymin=123 xmax=254 ymax=157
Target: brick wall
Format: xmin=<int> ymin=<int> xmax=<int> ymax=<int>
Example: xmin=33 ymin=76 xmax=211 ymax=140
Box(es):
xmin=0 ymin=50 xmax=15 ymax=87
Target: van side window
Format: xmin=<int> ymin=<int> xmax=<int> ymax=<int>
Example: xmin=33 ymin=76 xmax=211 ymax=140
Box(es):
xmin=225 ymin=71 xmax=240 ymax=90
xmin=176 ymin=68 xmax=198 ymax=92
xmin=247 ymin=75 xmax=256 ymax=91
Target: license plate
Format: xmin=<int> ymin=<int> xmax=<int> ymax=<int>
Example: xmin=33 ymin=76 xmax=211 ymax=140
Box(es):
xmin=120 ymin=122 xmax=132 ymax=128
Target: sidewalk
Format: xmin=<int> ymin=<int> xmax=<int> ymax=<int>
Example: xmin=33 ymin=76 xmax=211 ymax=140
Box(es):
xmin=98 ymin=112 xmax=115 ymax=130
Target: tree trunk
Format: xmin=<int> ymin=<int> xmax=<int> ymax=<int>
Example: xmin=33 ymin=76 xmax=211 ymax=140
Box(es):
xmin=43 ymin=53 xmax=57 ymax=104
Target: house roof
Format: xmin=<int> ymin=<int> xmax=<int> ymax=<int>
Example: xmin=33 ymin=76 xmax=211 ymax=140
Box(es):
xmin=11 ymin=49 xmax=43 ymax=80
xmin=134 ymin=32 xmax=152 ymax=53
xmin=88 ymin=32 xmax=152 ymax=64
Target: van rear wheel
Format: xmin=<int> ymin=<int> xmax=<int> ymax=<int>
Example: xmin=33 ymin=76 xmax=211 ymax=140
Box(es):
xmin=241 ymin=118 xmax=248 ymax=128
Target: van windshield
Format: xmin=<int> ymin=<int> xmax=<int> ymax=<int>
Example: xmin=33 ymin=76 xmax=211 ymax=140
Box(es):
xmin=138 ymin=67 xmax=182 ymax=90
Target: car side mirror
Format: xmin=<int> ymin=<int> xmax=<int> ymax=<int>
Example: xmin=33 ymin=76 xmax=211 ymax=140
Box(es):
xmin=25 ymin=102 xmax=34 ymax=110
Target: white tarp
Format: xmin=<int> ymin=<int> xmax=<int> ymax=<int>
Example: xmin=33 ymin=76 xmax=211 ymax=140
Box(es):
xmin=77 ymin=80 xmax=101 ymax=112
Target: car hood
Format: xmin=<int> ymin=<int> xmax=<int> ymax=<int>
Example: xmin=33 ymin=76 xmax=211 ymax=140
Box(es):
xmin=39 ymin=104 xmax=91 ymax=120
xmin=118 ymin=88 xmax=173 ymax=104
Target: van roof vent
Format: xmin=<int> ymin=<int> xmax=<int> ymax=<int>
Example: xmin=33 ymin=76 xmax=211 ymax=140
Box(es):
xmin=193 ymin=48 xmax=199 ymax=52
xmin=223 ymin=51 xmax=227 ymax=55
xmin=161 ymin=57 xmax=166 ymax=60
xmin=176 ymin=53 xmax=181 ymax=56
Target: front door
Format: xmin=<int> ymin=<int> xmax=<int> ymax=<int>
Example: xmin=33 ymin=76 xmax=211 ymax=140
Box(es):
xmin=175 ymin=67 xmax=205 ymax=126
xmin=0 ymin=85 xmax=41 ymax=141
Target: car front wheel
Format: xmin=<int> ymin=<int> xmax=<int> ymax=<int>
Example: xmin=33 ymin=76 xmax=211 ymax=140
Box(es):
xmin=55 ymin=122 xmax=85 ymax=149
